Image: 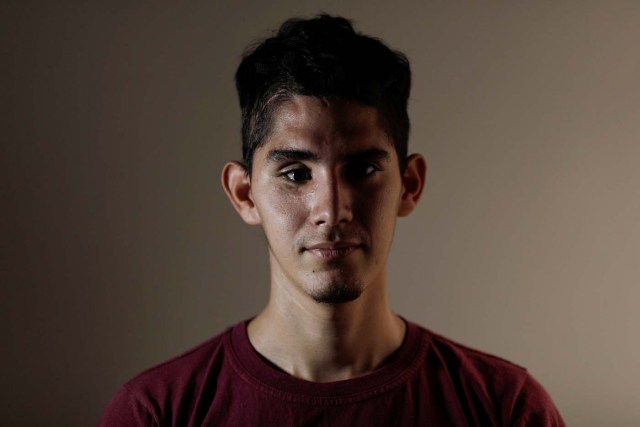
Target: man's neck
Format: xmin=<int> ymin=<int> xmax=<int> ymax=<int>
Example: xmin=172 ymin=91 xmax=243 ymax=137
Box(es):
xmin=247 ymin=279 xmax=406 ymax=383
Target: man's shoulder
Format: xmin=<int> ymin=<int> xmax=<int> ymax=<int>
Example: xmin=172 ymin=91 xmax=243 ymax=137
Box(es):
xmin=412 ymin=322 xmax=564 ymax=425
xmin=125 ymin=324 xmax=233 ymax=392
xmin=98 ymin=324 xmax=238 ymax=426
xmin=421 ymin=325 xmax=529 ymax=385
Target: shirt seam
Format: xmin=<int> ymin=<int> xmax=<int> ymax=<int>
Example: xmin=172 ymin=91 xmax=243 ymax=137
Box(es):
xmin=122 ymin=383 xmax=161 ymax=426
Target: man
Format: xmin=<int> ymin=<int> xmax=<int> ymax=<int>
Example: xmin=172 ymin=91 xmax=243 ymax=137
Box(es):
xmin=100 ymin=14 xmax=564 ymax=426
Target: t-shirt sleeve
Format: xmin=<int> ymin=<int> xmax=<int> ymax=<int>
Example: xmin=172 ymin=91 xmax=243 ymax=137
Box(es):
xmin=98 ymin=385 xmax=158 ymax=427
xmin=510 ymin=373 xmax=565 ymax=427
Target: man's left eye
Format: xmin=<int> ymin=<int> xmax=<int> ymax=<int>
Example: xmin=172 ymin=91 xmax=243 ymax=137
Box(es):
xmin=351 ymin=163 xmax=381 ymax=177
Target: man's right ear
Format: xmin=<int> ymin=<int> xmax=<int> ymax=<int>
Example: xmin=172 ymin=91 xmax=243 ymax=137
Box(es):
xmin=221 ymin=161 xmax=262 ymax=225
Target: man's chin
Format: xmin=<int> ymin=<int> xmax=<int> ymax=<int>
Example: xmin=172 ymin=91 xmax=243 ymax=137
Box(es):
xmin=308 ymin=283 xmax=363 ymax=304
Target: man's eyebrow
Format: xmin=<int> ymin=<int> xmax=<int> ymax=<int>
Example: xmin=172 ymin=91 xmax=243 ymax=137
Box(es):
xmin=266 ymin=149 xmax=319 ymax=163
xmin=265 ymin=148 xmax=392 ymax=163
xmin=344 ymin=148 xmax=391 ymax=162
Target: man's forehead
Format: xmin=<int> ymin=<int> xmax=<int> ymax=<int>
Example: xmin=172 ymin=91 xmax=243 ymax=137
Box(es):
xmin=274 ymin=96 xmax=383 ymax=133
xmin=264 ymin=95 xmax=393 ymax=153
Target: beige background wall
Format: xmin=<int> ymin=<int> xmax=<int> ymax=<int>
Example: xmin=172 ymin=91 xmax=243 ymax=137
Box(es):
xmin=3 ymin=1 xmax=639 ymax=425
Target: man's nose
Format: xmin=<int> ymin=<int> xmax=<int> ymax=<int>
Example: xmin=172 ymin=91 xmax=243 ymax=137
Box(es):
xmin=310 ymin=172 xmax=354 ymax=227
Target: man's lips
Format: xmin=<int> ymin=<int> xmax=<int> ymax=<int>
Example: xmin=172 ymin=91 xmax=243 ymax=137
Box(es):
xmin=303 ymin=242 xmax=361 ymax=259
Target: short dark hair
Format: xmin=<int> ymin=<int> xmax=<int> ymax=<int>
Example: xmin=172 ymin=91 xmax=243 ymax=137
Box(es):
xmin=235 ymin=14 xmax=411 ymax=173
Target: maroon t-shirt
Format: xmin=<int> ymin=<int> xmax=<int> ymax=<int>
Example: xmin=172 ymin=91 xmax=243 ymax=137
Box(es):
xmin=99 ymin=320 xmax=564 ymax=426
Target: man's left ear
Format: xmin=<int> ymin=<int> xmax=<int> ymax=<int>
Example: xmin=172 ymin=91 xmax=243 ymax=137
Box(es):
xmin=398 ymin=153 xmax=427 ymax=217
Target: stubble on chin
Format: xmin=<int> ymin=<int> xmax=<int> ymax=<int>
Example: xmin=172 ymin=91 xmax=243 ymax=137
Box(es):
xmin=308 ymin=280 xmax=364 ymax=304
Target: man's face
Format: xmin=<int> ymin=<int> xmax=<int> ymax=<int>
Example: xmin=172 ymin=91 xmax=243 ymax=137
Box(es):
xmin=248 ymin=95 xmax=405 ymax=304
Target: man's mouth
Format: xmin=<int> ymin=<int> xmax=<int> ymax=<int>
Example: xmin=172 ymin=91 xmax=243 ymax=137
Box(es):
xmin=303 ymin=242 xmax=361 ymax=260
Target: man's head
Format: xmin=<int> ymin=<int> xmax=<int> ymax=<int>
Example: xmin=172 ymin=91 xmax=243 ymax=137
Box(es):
xmin=235 ymin=14 xmax=411 ymax=174
xmin=223 ymin=15 xmax=425 ymax=305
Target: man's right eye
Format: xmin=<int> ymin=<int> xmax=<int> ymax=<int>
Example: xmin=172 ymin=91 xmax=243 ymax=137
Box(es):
xmin=282 ymin=168 xmax=312 ymax=183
